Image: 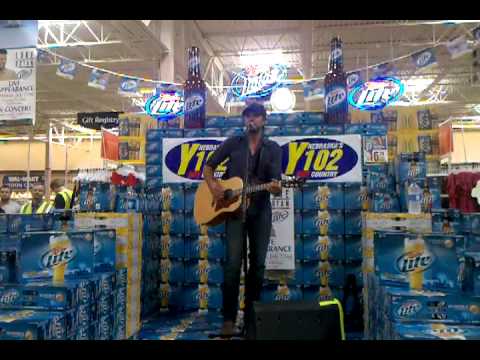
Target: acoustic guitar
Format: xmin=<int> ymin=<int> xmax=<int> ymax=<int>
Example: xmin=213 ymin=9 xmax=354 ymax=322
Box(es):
xmin=194 ymin=176 xmax=305 ymax=226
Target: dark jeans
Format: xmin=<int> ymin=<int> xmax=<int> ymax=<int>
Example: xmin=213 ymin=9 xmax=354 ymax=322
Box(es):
xmin=222 ymin=204 xmax=272 ymax=323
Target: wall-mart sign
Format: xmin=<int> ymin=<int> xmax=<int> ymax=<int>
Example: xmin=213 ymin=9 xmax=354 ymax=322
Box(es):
xmin=348 ymin=77 xmax=404 ymax=111
xmin=162 ymin=135 xmax=362 ymax=183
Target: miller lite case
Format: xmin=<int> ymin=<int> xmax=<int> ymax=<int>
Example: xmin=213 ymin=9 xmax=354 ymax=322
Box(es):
xmin=19 ymin=231 xmax=94 ymax=283
xmin=160 ymin=235 xmax=185 ymax=259
xmin=0 ymin=310 xmax=51 ymax=340
xmin=391 ymin=322 xmax=480 ymax=340
xmin=93 ymin=229 xmax=116 ymax=272
xmin=0 ymin=249 xmax=17 ymax=284
xmin=0 ymin=283 xmax=76 ymax=311
xmin=159 ymin=259 xmax=184 ymax=284
xmin=302 ymin=210 xmax=344 ymax=236
xmin=302 ymin=260 xmax=345 ymax=287
xmin=161 ymin=185 xmax=184 ymax=211
xmin=344 ymin=235 xmax=362 ymax=262
xmin=344 ymin=210 xmax=362 ymax=235
xmin=260 ymin=284 xmax=303 ymax=303
xmin=344 ymin=184 xmax=369 ymax=210
xmin=7 ymin=214 xmax=54 ymax=233
xmin=185 ymin=235 xmax=225 ymax=261
xmin=184 ymin=259 xmax=223 ymax=285
xmin=302 ymin=183 xmax=344 ymax=210
xmin=96 ymin=314 xmax=114 ymax=340
xmin=181 ymin=284 xmax=222 ymax=311
xmin=158 ymin=283 xmax=182 ymax=310
xmin=302 ymin=235 xmax=344 ymax=261
xmin=374 ymin=232 xmax=463 ymax=291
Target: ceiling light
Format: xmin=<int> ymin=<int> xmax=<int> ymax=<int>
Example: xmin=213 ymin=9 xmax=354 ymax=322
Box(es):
xmin=240 ymin=50 xmax=288 ymax=67
xmin=270 ymin=87 xmax=296 ymax=113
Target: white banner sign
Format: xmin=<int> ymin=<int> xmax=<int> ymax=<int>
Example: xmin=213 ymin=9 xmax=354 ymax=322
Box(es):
xmin=0 ymin=47 xmax=36 ymax=126
xmin=162 ymin=135 xmax=362 ymax=183
xmin=265 ymin=188 xmax=295 ymax=270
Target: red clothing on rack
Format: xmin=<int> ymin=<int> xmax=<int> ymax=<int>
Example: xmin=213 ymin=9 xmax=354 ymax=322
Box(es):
xmin=447 ymin=172 xmax=480 ymax=213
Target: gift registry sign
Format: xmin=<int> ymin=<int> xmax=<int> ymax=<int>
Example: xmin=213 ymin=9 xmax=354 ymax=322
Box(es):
xmin=162 ymin=135 xmax=362 ymax=183
xmin=265 ymin=188 xmax=295 ymax=270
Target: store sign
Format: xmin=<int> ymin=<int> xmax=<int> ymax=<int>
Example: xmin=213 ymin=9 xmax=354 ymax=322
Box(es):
xmin=266 ymin=188 xmax=295 ymax=271
xmin=0 ymin=47 xmax=36 ymax=127
xmin=2 ymin=174 xmax=44 ymax=190
xmin=144 ymin=91 xmax=184 ymax=121
xmin=411 ymin=49 xmax=437 ymax=69
xmin=231 ymin=64 xmax=288 ymax=99
xmin=346 ymin=71 xmax=363 ymax=90
xmin=77 ymin=112 xmax=120 ymax=130
xmin=118 ymin=78 xmax=139 ymax=96
xmin=56 ymin=59 xmax=77 ymax=80
xmin=162 ymin=135 xmax=362 ymax=183
xmin=348 ymin=77 xmax=404 ymax=111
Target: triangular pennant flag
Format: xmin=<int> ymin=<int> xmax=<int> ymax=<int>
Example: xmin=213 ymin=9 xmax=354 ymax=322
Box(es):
xmin=411 ymin=48 xmax=437 ymax=69
xmin=446 ymin=35 xmax=473 ymax=59
xmin=372 ymin=62 xmax=397 ymax=78
xmin=303 ymin=79 xmax=324 ymax=101
xmin=118 ymin=77 xmax=139 ymax=97
xmin=88 ymin=69 xmax=110 ymax=90
xmin=56 ymin=59 xmax=77 ymax=80
xmin=472 ymin=26 xmax=480 ymax=43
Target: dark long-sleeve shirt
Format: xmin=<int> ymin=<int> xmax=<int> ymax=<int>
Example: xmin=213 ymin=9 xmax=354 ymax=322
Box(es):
xmin=206 ymin=135 xmax=282 ymax=209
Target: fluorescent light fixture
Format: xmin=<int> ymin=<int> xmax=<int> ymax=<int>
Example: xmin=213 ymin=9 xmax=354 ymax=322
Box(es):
xmin=240 ymin=50 xmax=288 ymax=66
xmin=39 ymin=20 xmax=85 ymax=27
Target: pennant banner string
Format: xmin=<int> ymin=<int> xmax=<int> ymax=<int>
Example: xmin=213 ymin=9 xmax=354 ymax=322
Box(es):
xmin=40 ymin=32 xmax=477 ymax=91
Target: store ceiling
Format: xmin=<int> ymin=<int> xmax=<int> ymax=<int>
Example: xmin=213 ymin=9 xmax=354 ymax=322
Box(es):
xmin=4 ymin=20 xmax=480 ymax=137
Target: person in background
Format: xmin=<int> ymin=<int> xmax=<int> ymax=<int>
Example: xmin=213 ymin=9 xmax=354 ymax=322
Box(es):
xmin=0 ymin=185 xmax=21 ymax=214
xmin=0 ymin=49 xmax=17 ymax=82
xmin=50 ymin=178 xmax=73 ymax=210
xmin=20 ymin=184 xmax=53 ymax=214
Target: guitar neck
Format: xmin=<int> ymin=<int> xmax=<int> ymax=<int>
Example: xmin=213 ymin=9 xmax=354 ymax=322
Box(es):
xmin=232 ymin=182 xmax=273 ymax=197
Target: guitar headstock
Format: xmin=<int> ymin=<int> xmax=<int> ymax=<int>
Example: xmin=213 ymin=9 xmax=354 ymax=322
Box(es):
xmin=280 ymin=176 xmax=307 ymax=189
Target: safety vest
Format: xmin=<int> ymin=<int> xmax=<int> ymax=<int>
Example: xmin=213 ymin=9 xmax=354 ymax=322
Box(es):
xmin=58 ymin=189 xmax=73 ymax=210
xmin=20 ymin=200 xmax=54 ymax=214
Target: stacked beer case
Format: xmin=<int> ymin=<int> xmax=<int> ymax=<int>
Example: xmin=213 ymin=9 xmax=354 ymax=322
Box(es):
xmin=0 ymin=214 xmax=127 ymax=340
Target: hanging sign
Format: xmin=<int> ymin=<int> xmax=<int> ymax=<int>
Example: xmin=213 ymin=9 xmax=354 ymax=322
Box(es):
xmin=266 ymin=188 xmax=295 ymax=271
xmin=372 ymin=62 xmax=397 ymax=78
xmin=56 ymin=59 xmax=77 ymax=80
xmin=118 ymin=78 xmax=139 ymax=97
xmin=411 ymin=48 xmax=437 ymax=69
xmin=0 ymin=47 xmax=36 ymax=126
xmin=144 ymin=90 xmax=184 ymax=121
xmin=162 ymin=135 xmax=362 ymax=183
xmin=348 ymin=77 xmax=405 ymax=111
xmin=88 ymin=69 xmax=110 ymax=90
xmin=473 ymin=26 xmax=480 ymax=43
xmin=346 ymin=71 xmax=363 ymax=90
xmin=77 ymin=112 xmax=121 ymax=130
xmin=446 ymin=36 xmax=473 ymax=60
xmin=303 ymin=79 xmax=324 ymax=101
xmin=231 ymin=64 xmax=288 ymax=99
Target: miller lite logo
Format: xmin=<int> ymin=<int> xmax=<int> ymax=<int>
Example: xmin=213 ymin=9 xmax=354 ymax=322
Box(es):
xmin=40 ymin=245 xmax=77 ymax=269
xmin=314 ymin=212 xmax=329 ymax=228
xmin=120 ymin=79 xmax=138 ymax=91
xmin=160 ymin=259 xmax=172 ymax=282
xmin=416 ymin=51 xmax=432 ymax=67
xmin=348 ymin=77 xmax=404 ymax=111
xmin=347 ymin=72 xmax=360 ymax=89
xmin=331 ymin=48 xmax=342 ymax=61
xmin=184 ymin=94 xmax=204 ymax=113
xmin=274 ymin=285 xmax=291 ymax=301
xmin=397 ymin=300 xmax=422 ymax=317
xmin=325 ymin=87 xmax=347 ymax=110
xmin=396 ymin=249 xmax=435 ymax=273
xmin=197 ymin=260 xmax=210 ymax=282
xmin=0 ymin=289 xmax=19 ymax=305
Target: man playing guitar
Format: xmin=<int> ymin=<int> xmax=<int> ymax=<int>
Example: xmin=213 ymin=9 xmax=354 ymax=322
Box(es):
xmin=203 ymin=103 xmax=282 ymax=338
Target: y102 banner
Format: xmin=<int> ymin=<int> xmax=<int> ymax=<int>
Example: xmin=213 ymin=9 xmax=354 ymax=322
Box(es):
xmin=162 ymin=134 xmax=362 ymax=183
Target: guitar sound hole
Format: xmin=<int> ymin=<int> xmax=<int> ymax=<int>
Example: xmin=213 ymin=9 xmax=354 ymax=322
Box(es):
xmin=223 ymin=189 xmax=233 ymax=201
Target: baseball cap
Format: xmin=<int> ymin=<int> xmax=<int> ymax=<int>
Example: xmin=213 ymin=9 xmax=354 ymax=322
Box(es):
xmin=241 ymin=102 xmax=267 ymax=119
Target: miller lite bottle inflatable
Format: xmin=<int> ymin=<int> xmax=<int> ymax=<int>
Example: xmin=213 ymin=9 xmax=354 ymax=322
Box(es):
xmin=324 ymin=37 xmax=348 ymax=125
xmin=184 ymin=47 xmax=207 ymax=128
